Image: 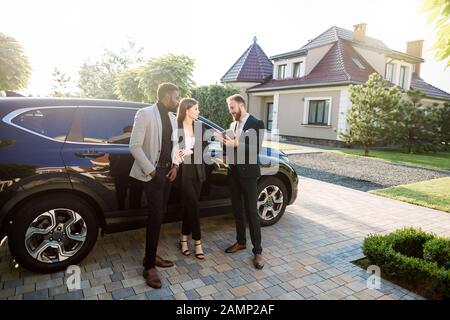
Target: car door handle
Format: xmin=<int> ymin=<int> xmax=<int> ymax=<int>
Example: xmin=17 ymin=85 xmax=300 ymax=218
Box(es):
xmin=75 ymin=151 xmax=105 ymax=158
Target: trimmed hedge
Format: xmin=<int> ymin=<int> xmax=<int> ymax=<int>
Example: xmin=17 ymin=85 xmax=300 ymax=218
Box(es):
xmin=363 ymin=228 xmax=450 ymax=299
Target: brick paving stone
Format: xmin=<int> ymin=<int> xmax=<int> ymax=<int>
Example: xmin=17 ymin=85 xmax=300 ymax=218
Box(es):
xmin=105 ymin=281 xmax=124 ymax=292
xmin=185 ymin=289 xmax=200 ymax=300
xmin=264 ymin=285 xmax=287 ymax=298
xmin=3 ymin=279 xmax=23 ymax=289
xmin=195 ymin=285 xmax=217 ymax=297
xmin=0 ymin=288 xmax=15 ymax=299
xmin=89 ymin=275 xmax=111 ymax=287
xmin=112 ymin=287 xmax=135 ymax=300
xmin=15 ymin=284 xmax=36 ymax=295
xmin=146 ymin=287 xmax=172 ymax=300
xmin=98 ymin=292 xmax=113 ymax=300
xmin=122 ymin=277 xmax=145 ymax=288
xmin=245 ymin=290 xmax=271 ymax=300
xmin=229 ymin=285 xmax=251 ymax=297
xmin=36 ymin=278 xmax=63 ymax=291
xmin=49 ymin=285 xmax=68 ymax=297
xmin=83 ymin=285 xmax=106 ymax=298
xmin=180 ymin=279 xmax=205 ymax=291
xmin=53 ymin=290 xmax=83 ymax=300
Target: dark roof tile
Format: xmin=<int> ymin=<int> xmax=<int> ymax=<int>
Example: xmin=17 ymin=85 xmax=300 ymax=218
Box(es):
xmin=221 ymin=40 xmax=273 ymax=83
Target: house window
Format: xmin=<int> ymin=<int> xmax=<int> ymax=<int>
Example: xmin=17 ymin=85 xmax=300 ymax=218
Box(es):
xmin=399 ymin=66 xmax=408 ymax=89
xmin=385 ymin=63 xmax=394 ymax=82
xmin=352 ymin=58 xmax=365 ymax=70
xmin=277 ymin=64 xmax=286 ymax=79
xmin=293 ymin=62 xmax=303 ymax=78
xmin=307 ymin=100 xmax=330 ymax=126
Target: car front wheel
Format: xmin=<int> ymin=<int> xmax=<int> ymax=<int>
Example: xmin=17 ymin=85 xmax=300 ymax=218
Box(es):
xmin=8 ymin=194 xmax=98 ymax=273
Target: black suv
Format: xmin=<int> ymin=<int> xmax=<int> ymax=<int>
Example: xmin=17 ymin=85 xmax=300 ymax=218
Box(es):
xmin=0 ymin=98 xmax=298 ymax=273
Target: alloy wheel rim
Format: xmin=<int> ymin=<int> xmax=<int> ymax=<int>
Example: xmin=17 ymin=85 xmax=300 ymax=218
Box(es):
xmin=25 ymin=209 xmax=87 ymax=263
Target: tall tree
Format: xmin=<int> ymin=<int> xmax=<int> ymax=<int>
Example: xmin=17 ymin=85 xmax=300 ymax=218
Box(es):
xmin=78 ymin=40 xmax=143 ymax=99
xmin=191 ymin=85 xmax=239 ymax=129
xmin=139 ymin=54 xmax=195 ymax=102
xmin=339 ymin=73 xmax=402 ymax=156
xmin=50 ymin=67 xmax=74 ymax=97
xmin=115 ymin=66 xmax=146 ymax=102
xmin=394 ymin=89 xmax=439 ymax=153
xmin=0 ymin=33 xmax=31 ymax=92
xmin=436 ymin=101 xmax=450 ymax=151
xmin=422 ymin=0 xmax=450 ymax=67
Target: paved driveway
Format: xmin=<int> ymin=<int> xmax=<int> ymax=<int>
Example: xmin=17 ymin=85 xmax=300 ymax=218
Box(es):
xmin=1 ymin=177 xmax=449 ymax=300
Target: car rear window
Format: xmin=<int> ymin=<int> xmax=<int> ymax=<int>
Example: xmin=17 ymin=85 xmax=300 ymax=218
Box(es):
xmin=11 ymin=108 xmax=76 ymax=141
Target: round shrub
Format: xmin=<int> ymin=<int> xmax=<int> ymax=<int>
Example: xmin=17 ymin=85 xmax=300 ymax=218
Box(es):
xmin=362 ymin=227 xmax=450 ymax=299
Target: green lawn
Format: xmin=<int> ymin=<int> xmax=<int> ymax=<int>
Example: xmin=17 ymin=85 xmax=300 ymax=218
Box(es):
xmin=330 ymin=148 xmax=450 ymax=171
xmin=371 ymin=178 xmax=450 ymax=213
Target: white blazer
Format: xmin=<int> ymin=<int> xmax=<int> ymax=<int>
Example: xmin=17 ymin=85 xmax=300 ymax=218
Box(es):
xmin=129 ymin=104 xmax=180 ymax=182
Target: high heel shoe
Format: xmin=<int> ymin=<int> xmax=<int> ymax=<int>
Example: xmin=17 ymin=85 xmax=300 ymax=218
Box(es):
xmin=179 ymin=240 xmax=190 ymax=256
xmin=194 ymin=241 xmax=205 ymax=260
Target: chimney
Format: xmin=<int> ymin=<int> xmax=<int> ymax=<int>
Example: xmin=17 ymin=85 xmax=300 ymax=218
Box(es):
xmin=407 ymin=40 xmax=424 ymax=77
xmin=353 ymin=23 xmax=367 ymax=42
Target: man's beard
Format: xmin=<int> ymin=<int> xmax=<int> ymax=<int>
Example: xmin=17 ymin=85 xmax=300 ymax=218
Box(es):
xmin=233 ymin=110 xmax=242 ymax=121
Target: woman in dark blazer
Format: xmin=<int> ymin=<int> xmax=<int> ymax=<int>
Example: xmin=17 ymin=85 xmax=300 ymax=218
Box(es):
xmin=176 ymin=98 xmax=207 ymax=259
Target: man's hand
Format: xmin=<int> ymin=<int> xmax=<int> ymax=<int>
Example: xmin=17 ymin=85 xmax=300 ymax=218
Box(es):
xmin=213 ymin=132 xmax=224 ymax=143
xmin=166 ymin=167 xmax=177 ymax=182
xmin=149 ymin=170 xmax=156 ymax=178
xmin=224 ymin=136 xmax=238 ymax=148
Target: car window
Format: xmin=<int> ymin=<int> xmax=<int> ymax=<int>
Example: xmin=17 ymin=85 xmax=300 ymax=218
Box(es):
xmin=11 ymin=108 xmax=76 ymax=141
xmin=68 ymin=107 xmax=137 ymax=144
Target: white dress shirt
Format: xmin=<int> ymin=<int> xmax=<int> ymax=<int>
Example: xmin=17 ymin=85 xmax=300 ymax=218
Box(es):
xmin=235 ymin=113 xmax=250 ymax=138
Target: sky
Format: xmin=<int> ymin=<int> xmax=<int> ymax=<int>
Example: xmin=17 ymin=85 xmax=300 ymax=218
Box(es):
xmin=1 ymin=0 xmax=449 ymax=96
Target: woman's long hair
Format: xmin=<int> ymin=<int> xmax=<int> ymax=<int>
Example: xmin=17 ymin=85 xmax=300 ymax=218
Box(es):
xmin=176 ymin=98 xmax=198 ymax=123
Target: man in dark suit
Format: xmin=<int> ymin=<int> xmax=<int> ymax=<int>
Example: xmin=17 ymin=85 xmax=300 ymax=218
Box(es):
xmin=217 ymin=94 xmax=265 ymax=269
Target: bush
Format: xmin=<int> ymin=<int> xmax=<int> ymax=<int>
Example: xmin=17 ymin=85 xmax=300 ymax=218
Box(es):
xmin=363 ymin=227 xmax=450 ymax=299
xmin=423 ymin=237 xmax=450 ymax=269
xmin=191 ymin=85 xmax=239 ymax=130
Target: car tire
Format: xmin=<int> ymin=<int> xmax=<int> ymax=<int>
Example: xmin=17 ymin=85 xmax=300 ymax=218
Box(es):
xmin=8 ymin=194 xmax=98 ymax=273
xmin=257 ymin=177 xmax=288 ymax=227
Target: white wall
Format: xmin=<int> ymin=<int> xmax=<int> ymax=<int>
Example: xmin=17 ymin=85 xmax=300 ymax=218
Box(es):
xmin=336 ymin=87 xmax=352 ymax=140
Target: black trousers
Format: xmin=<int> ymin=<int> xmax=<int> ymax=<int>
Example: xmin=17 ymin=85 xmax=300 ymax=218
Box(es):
xmin=143 ymin=167 xmax=172 ymax=269
xmin=114 ymin=176 xmax=143 ymax=210
xmin=181 ymin=175 xmax=203 ymax=240
xmin=228 ymin=167 xmax=262 ymax=255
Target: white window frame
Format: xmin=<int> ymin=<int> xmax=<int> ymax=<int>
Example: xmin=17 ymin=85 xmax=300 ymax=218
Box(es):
xmin=385 ymin=63 xmax=394 ymax=82
xmin=293 ymin=61 xmax=303 ymax=78
xmin=399 ymin=66 xmax=407 ymax=89
xmin=303 ymin=97 xmax=332 ymax=126
xmin=277 ymin=64 xmax=287 ymax=79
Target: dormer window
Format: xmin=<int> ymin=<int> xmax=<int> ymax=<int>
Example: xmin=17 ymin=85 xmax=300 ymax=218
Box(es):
xmin=352 ymin=58 xmax=365 ymax=70
xmin=385 ymin=63 xmax=394 ymax=82
xmin=293 ymin=62 xmax=303 ymax=78
xmin=277 ymin=64 xmax=287 ymax=79
xmin=399 ymin=66 xmax=408 ymax=89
